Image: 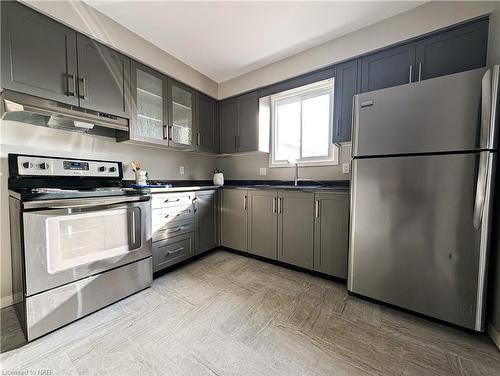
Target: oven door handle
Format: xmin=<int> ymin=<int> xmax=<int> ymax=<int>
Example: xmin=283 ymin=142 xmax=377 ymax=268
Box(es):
xmin=23 ymin=195 xmax=150 ymax=210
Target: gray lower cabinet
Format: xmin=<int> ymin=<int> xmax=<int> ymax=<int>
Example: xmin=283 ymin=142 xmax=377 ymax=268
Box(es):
xmin=195 ymin=190 xmax=218 ymax=254
xmin=153 ymin=233 xmax=194 ymax=272
xmin=248 ymin=190 xmax=278 ymax=260
xmin=1 ymin=1 xmax=79 ymax=106
xmin=76 ymin=34 xmax=131 ymax=118
xmin=221 ymin=189 xmax=248 ymax=251
xmin=277 ymin=191 xmax=315 ymax=269
xmin=313 ymin=192 xmax=350 ymax=278
xmin=195 ymin=93 xmax=218 ymax=152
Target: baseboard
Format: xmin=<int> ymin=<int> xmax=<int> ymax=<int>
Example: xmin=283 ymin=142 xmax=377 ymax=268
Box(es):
xmin=0 ymin=294 xmax=14 ymax=309
xmin=487 ymin=322 xmax=500 ymax=351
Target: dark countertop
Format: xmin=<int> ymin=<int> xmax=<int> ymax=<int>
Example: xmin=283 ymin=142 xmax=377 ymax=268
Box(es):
xmin=133 ymin=180 xmax=350 ymax=193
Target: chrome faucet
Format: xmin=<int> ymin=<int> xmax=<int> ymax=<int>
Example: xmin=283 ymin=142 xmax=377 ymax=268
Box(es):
xmin=294 ymin=163 xmax=300 ymax=186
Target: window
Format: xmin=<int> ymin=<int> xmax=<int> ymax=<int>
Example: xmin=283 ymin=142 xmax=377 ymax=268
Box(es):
xmin=270 ymin=78 xmax=338 ymax=167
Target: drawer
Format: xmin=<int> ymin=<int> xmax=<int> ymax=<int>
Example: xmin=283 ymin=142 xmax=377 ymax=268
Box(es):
xmin=152 ymin=205 xmax=194 ymax=226
xmin=153 ymin=233 xmax=193 ymax=272
xmin=153 ymin=218 xmax=194 ymax=242
xmin=152 ymin=192 xmax=195 ymax=209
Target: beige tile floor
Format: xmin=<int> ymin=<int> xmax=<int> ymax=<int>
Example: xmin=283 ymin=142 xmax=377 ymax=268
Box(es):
xmin=1 ymin=250 xmax=499 ymax=375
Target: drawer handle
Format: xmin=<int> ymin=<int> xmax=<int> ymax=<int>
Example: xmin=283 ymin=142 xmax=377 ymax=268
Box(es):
xmin=167 ymin=247 xmax=184 ymax=255
xmin=165 ymin=198 xmax=181 ymax=203
xmin=169 ymin=226 xmax=183 ymax=233
xmin=164 ymin=214 xmax=170 ymax=218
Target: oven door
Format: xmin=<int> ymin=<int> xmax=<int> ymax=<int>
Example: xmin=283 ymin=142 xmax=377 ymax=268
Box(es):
xmin=22 ymin=197 xmax=151 ymax=296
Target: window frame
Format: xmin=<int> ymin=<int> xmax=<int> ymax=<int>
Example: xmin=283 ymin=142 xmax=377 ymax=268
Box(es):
xmin=269 ymin=78 xmax=338 ymax=168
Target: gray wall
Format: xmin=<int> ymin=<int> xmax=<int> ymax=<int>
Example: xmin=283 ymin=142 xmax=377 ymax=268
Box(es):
xmin=487 ymin=0 xmax=500 ymax=350
xmin=0 ymin=121 xmax=216 ymax=307
xmin=216 ymin=144 xmax=351 ymax=181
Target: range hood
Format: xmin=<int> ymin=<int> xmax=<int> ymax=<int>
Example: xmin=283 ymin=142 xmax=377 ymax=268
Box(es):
xmin=1 ymin=90 xmax=129 ymax=137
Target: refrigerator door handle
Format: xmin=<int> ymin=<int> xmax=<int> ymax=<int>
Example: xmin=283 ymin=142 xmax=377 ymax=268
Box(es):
xmin=479 ymin=70 xmax=492 ymax=150
xmin=473 ymin=151 xmax=489 ymax=230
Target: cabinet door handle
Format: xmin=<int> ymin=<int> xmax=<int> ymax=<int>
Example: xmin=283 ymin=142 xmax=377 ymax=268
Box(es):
xmin=167 ymin=247 xmax=184 ymax=255
xmin=243 ymin=195 xmax=247 ymax=210
xmin=78 ymin=77 xmax=87 ymax=99
xmin=168 ymin=125 xmax=173 ymax=141
xmin=66 ymin=73 xmax=76 ymax=96
xmin=278 ymin=197 xmax=282 ymax=214
xmin=272 ymin=197 xmax=277 ymax=213
xmin=418 ymin=62 xmax=422 ymax=82
xmin=163 ymin=125 xmax=168 ymax=140
xmin=197 ymin=132 xmax=201 ymax=146
xmin=408 ymin=64 xmax=413 ymax=84
xmin=315 ymin=200 xmax=320 ymax=218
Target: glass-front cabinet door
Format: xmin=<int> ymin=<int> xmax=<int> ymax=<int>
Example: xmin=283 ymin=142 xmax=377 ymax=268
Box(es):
xmin=129 ymin=61 xmax=169 ymax=146
xmin=168 ymin=79 xmax=194 ymax=148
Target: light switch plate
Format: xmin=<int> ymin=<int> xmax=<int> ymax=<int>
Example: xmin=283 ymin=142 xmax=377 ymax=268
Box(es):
xmin=259 ymin=168 xmax=267 ymax=176
xmin=179 ymin=166 xmax=185 ymax=175
xmin=342 ymin=163 xmax=350 ymax=174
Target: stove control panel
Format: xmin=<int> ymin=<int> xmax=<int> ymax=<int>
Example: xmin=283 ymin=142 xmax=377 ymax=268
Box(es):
xmin=16 ymin=156 xmax=121 ymax=177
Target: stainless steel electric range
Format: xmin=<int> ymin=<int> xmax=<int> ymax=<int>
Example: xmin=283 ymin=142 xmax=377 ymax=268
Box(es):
xmin=8 ymin=153 xmax=152 ymax=341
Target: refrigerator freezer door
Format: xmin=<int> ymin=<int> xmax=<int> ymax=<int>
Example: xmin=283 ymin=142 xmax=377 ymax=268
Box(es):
xmin=349 ymin=152 xmax=494 ymax=330
xmin=352 ymin=68 xmax=487 ymax=157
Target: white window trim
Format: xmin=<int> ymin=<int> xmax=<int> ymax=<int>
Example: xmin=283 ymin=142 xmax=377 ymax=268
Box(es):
xmin=269 ymin=78 xmax=338 ymax=168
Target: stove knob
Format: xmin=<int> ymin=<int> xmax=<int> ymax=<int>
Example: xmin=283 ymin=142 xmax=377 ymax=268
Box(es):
xmin=98 ymin=166 xmax=106 ymax=172
xmin=39 ymin=162 xmax=50 ymax=170
xmin=109 ymin=167 xmax=117 ymax=172
xmin=22 ymin=161 xmax=33 ymax=169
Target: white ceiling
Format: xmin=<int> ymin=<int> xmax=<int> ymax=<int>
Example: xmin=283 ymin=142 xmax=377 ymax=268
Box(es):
xmin=84 ymin=1 xmax=425 ymax=83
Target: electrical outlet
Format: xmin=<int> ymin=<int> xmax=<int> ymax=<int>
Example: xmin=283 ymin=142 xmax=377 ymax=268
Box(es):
xmin=342 ymin=163 xmax=350 ymax=174
xmin=179 ymin=166 xmax=185 ymax=175
xmin=259 ymin=167 xmax=267 ymax=176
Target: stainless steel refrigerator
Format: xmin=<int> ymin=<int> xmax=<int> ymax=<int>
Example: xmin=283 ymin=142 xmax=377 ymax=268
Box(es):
xmin=349 ymin=66 xmax=500 ymax=331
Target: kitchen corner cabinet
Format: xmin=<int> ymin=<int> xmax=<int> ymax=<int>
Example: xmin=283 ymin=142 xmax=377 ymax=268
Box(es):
xmin=1 ymin=1 xmax=79 ymax=106
xmin=195 ymin=93 xmax=218 ymax=152
xmin=313 ymin=192 xmax=350 ymax=278
xmin=195 ymin=190 xmax=218 ymax=254
xmin=277 ymin=191 xmax=315 ymax=269
xmin=333 ymin=59 xmax=358 ymax=143
xmin=221 ymin=189 xmax=248 ymax=251
xmin=126 ymin=61 xmax=169 ymax=146
xmin=168 ymin=79 xmax=195 ymax=148
xmin=415 ymin=19 xmax=488 ymax=81
xmin=248 ymin=190 xmax=278 ymax=260
xmin=219 ymin=91 xmax=260 ymax=153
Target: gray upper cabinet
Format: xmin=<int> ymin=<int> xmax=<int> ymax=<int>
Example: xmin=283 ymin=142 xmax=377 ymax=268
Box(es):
xmin=415 ymin=20 xmax=488 ymax=81
xmin=76 ymin=34 xmax=131 ymax=118
xmin=237 ymin=91 xmax=259 ymax=152
xmin=219 ymin=91 xmax=260 ymax=154
xmin=195 ymin=190 xmax=218 ymax=254
xmin=221 ymin=189 xmax=248 ymax=251
xmin=360 ymin=43 xmax=416 ymax=93
xmin=313 ymin=192 xmax=350 ymax=278
xmin=1 ymin=1 xmax=78 ymax=106
xmin=248 ymin=190 xmax=278 ymax=260
xmin=277 ymin=191 xmax=314 ymax=269
xmin=219 ymin=99 xmax=238 ymax=153
xmin=195 ymin=93 xmax=218 ymax=152
xmin=168 ymin=79 xmax=195 ymax=148
xmin=127 ymin=61 xmax=168 ymax=146
xmin=333 ymin=59 xmax=358 ymax=143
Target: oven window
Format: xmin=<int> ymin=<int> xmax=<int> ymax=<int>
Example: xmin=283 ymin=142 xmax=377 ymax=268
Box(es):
xmin=46 ymin=208 xmax=136 ymax=273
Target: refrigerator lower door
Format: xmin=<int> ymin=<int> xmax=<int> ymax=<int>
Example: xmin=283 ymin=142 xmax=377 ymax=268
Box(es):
xmin=349 ymin=152 xmax=495 ymax=330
